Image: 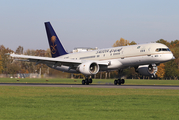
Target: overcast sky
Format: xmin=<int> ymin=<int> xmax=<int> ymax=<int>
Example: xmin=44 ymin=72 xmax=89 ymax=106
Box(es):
xmin=1 ymin=0 xmax=179 ymax=52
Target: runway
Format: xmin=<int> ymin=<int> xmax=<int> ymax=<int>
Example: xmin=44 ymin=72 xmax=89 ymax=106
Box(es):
xmin=0 ymin=83 xmax=179 ymax=89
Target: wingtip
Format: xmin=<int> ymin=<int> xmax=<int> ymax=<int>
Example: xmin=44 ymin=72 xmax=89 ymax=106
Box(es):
xmin=5 ymin=53 xmax=10 ymax=55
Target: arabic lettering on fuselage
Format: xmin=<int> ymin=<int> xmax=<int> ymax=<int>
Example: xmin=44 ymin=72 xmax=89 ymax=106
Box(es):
xmin=96 ymin=48 xmax=122 ymax=54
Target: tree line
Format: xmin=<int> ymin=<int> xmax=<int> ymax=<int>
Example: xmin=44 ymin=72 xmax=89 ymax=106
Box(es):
xmin=0 ymin=38 xmax=178 ymax=79
xmin=0 ymin=45 xmax=71 ymax=78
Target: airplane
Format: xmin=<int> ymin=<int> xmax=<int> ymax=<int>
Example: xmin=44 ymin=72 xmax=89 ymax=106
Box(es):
xmin=9 ymin=22 xmax=175 ymax=85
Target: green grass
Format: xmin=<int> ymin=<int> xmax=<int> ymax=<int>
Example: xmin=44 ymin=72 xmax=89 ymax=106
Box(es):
xmin=0 ymin=86 xmax=178 ymax=120
xmin=0 ymin=78 xmax=179 ymax=85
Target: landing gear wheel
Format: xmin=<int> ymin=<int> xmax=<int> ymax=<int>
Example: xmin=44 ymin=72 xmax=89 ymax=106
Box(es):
xmin=82 ymin=80 xmax=85 ymax=85
xmin=89 ymin=78 xmax=92 ymax=83
xmin=121 ymin=79 xmax=125 ymax=84
xmin=114 ymin=79 xmax=125 ymax=85
xmin=118 ymin=79 xmax=121 ymax=85
xmin=114 ymin=80 xmax=118 ymax=85
xmin=85 ymin=79 xmax=89 ymax=85
xmin=81 ymin=77 xmax=93 ymax=85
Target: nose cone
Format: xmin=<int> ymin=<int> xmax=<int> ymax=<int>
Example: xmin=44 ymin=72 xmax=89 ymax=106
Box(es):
xmin=161 ymin=53 xmax=175 ymax=62
xmin=172 ymin=55 xmax=175 ymax=60
xmin=169 ymin=53 xmax=175 ymax=60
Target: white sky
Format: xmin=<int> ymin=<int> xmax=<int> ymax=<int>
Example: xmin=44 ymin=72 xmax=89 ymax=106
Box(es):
xmin=1 ymin=0 xmax=179 ymax=52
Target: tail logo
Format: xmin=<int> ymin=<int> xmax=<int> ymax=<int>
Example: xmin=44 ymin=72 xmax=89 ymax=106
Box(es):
xmin=50 ymin=36 xmax=57 ymax=54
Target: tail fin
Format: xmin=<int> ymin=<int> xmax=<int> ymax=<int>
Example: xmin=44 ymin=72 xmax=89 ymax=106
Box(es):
xmin=45 ymin=22 xmax=68 ymax=58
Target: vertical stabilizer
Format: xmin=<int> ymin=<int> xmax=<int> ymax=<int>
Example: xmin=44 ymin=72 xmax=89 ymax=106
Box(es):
xmin=45 ymin=22 xmax=68 ymax=58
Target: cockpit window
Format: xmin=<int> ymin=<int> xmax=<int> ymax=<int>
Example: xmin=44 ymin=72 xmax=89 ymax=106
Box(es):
xmin=155 ymin=48 xmax=170 ymax=52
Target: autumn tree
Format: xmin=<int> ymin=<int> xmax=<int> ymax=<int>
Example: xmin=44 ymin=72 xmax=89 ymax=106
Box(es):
xmin=156 ymin=63 xmax=165 ymax=79
xmin=156 ymin=39 xmax=170 ymax=47
xmin=7 ymin=63 xmax=21 ymax=74
xmin=0 ymin=45 xmax=22 ymax=74
xmin=129 ymin=41 xmax=137 ymax=45
xmin=45 ymin=48 xmax=51 ymax=57
xmin=168 ymin=40 xmax=179 ymax=71
xmin=164 ymin=60 xmax=178 ymax=79
xmin=113 ymin=38 xmax=130 ymax=47
xmin=0 ymin=45 xmax=14 ymax=74
xmin=121 ymin=67 xmax=140 ymax=79
xmin=21 ymin=49 xmax=36 ymax=73
xmin=35 ymin=49 xmax=46 ymax=56
xmin=15 ymin=46 xmax=23 ymax=54
xmin=24 ymin=49 xmax=36 ymax=56
xmin=0 ymin=55 xmax=3 ymax=73
xmin=170 ymin=40 xmax=179 ymax=48
xmin=22 ymin=49 xmax=54 ymax=76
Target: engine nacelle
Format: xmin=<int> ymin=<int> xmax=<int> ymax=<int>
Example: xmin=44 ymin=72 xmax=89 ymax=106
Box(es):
xmin=136 ymin=64 xmax=157 ymax=77
xmin=77 ymin=62 xmax=99 ymax=76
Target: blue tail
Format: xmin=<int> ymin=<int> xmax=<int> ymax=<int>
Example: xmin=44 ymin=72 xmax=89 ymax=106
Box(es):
xmin=45 ymin=22 xmax=68 ymax=58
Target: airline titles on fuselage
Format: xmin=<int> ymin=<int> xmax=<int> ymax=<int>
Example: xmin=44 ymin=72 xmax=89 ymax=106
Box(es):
xmin=96 ymin=48 xmax=122 ymax=54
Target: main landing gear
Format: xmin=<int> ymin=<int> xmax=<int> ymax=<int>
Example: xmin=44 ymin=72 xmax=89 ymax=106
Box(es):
xmin=114 ymin=69 xmax=125 ymax=85
xmin=82 ymin=78 xmax=92 ymax=85
xmin=114 ymin=79 xmax=125 ymax=85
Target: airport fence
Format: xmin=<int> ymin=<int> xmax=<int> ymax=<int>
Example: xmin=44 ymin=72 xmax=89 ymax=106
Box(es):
xmin=0 ymin=73 xmax=41 ymax=78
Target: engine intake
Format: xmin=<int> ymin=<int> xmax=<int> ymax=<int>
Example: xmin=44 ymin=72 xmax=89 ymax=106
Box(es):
xmin=77 ymin=62 xmax=99 ymax=75
xmin=136 ymin=64 xmax=157 ymax=77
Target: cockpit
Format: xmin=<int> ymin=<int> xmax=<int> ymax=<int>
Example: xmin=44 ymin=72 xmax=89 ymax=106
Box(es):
xmin=155 ymin=48 xmax=170 ymax=52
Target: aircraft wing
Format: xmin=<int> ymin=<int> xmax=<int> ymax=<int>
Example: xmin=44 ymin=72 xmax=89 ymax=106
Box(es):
xmin=9 ymin=54 xmax=109 ymax=67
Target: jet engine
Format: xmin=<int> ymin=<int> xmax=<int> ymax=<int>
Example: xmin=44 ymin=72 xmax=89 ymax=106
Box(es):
xmin=135 ymin=64 xmax=157 ymax=78
xmin=77 ymin=62 xmax=99 ymax=75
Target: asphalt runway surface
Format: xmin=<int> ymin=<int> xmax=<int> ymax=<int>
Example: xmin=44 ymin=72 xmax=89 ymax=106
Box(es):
xmin=0 ymin=83 xmax=179 ymax=89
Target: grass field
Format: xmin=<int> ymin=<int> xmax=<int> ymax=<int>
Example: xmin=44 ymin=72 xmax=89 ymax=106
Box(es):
xmin=0 ymin=78 xmax=179 ymax=85
xmin=0 ymin=86 xmax=178 ymax=120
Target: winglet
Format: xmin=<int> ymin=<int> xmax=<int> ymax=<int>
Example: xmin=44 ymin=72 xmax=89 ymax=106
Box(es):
xmin=45 ymin=22 xmax=68 ymax=58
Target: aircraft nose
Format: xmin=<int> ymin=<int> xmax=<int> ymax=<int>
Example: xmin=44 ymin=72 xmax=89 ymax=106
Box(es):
xmin=172 ymin=55 xmax=175 ymax=60
xmin=169 ymin=53 xmax=175 ymax=60
xmin=163 ymin=53 xmax=175 ymax=62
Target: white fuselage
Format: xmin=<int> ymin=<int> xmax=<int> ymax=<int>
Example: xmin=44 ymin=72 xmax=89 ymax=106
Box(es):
xmin=49 ymin=43 xmax=174 ymax=73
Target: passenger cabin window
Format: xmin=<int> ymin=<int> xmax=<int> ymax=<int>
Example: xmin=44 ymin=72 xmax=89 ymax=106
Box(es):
xmin=155 ymin=48 xmax=170 ymax=52
xmin=113 ymin=53 xmax=120 ymax=55
xmin=140 ymin=50 xmax=145 ymax=52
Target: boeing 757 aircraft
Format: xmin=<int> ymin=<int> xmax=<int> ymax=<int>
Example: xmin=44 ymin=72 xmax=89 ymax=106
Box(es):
xmin=9 ymin=22 xmax=175 ymax=85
